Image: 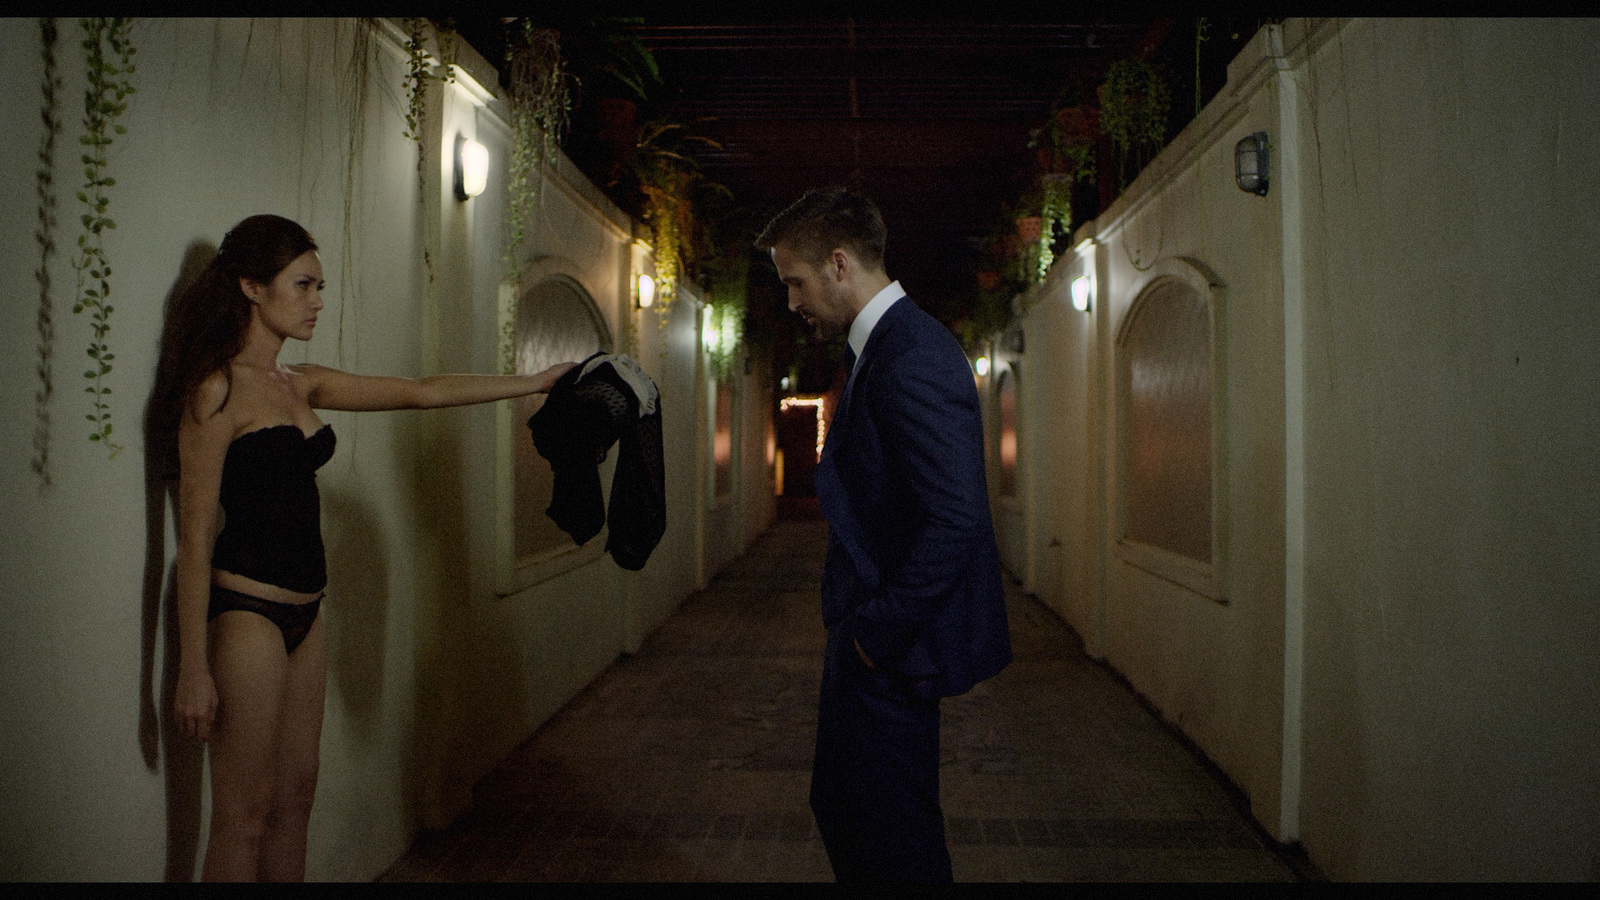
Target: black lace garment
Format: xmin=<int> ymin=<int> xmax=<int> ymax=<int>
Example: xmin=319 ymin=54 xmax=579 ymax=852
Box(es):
xmin=527 ymin=353 xmax=666 ymax=571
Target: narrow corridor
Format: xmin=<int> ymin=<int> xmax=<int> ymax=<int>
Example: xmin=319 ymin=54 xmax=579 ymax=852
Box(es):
xmin=381 ymin=517 xmax=1304 ymax=882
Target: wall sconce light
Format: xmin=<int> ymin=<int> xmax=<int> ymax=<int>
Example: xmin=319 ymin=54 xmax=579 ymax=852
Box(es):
xmin=1235 ymin=131 xmax=1269 ymax=196
xmin=702 ymin=308 xmax=720 ymax=352
xmin=455 ymin=137 xmax=489 ymax=201
xmin=635 ymin=273 xmax=655 ymax=309
xmin=1071 ymin=275 xmax=1093 ymax=312
xmin=974 ymin=356 xmax=991 ymax=377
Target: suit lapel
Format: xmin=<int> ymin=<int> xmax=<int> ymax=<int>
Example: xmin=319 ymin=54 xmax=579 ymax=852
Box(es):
xmin=822 ymin=345 xmax=858 ymax=463
xmin=823 ymin=299 xmax=899 ymax=462
xmin=814 ymin=302 xmax=909 ymax=593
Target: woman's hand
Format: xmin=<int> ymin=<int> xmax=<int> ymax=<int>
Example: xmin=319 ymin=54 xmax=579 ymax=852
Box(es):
xmin=174 ymin=667 xmax=218 ymax=741
xmin=536 ymin=361 xmax=580 ymax=392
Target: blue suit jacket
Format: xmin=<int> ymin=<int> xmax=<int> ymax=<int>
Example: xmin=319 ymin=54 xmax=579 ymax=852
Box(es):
xmin=813 ymin=297 xmax=1012 ymax=699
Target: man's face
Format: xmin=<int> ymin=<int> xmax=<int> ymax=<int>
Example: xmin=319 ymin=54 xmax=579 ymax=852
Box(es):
xmin=772 ymin=242 xmax=855 ymax=338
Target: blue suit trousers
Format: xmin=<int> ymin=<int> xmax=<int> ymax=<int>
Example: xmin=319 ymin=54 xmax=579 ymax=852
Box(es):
xmin=809 ymin=625 xmax=953 ymax=882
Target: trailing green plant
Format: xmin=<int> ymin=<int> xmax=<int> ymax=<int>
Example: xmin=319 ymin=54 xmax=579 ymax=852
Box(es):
xmin=401 ymin=19 xmax=459 ymax=164
xmin=401 ymin=19 xmax=459 ymax=296
xmin=505 ymin=22 xmax=570 ymax=284
xmin=702 ymin=249 xmax=750 ymax=381
xmin=1028 ymin=112 xmax=1096 ymax=185
xmin=632 ymin=116 xmax=724 ymax=333
xmin=500 ymin=22 xmax=570 ymax=372
xmin=1099 ymin=58 xmax=1171 ymax=191
xmin=1021 ymin=104 xmax=1098 ymax=284
xmin=703 ymin=297 xmax=745 ymax=382
xmin=401 ymin=19 xmax=428 ymax=152
xmin=1036 ymin=173 xmax=1076 ymax=283
xmin=336 ymin=19 xmax=377 ymax=369
xmin=73 ymin=17 xmax=136 ymax=457
xmin=33 ymin=17 xmax=63 ymax=484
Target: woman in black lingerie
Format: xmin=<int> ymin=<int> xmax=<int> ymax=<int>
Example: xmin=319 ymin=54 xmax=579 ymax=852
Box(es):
xmin=152 ymin=214 xmax=575 ymax=881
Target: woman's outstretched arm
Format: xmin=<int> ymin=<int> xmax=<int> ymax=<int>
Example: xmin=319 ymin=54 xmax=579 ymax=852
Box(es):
xmin=292 ymin=362 xmax=578 ymax=412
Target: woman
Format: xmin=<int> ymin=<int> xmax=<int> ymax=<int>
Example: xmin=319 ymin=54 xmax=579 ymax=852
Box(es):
xmin=156 ymin=214 xmax=573 ymax=881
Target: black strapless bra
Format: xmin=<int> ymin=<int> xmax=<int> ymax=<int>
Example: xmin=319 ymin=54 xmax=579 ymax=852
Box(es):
xmin=211 ymin=423 xmax=336 ymax=593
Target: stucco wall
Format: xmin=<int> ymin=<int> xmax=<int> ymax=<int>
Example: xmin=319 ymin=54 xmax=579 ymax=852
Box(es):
xmin=1290 ymin=17 xmax=1600 ymax=881
xmin=1007 ymin=22 xmax=1291 ymax=838
xmin=0 ymin=18 xmax=760 ymax=881
xmin=1012 ymin=17 xmax=1600 ymax=881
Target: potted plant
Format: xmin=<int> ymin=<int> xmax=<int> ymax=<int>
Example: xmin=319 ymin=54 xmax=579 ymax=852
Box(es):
xmin=1099 ymin=58 xmax=1171 ymax=190
xmin=1032 ymin=105 xmax=1099 ymax=177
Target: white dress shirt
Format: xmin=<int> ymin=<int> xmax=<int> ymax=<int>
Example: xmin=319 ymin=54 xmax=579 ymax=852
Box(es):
xmin=847 ymin=280 xmax=906 ymax=373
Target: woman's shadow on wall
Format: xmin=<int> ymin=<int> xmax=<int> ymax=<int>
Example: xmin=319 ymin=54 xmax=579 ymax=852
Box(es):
xmin=138 ymin=240 xmax=215 ymax=882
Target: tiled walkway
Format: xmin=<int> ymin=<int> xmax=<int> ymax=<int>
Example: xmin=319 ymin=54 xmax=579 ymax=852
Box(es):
xmin=381 ymin=517 xmax=1307 ymax=882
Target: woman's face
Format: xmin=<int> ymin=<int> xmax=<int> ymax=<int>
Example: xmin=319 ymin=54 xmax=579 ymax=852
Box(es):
xmin=245 ymin=250 xmax=325 ymax=342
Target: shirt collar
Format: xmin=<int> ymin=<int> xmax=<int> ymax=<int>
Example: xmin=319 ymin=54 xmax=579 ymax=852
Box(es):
xmin=848 ymin=280 xmax=905 ymax=366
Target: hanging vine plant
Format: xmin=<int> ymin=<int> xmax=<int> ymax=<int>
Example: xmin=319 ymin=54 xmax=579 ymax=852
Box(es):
xmin=702 ymin=250 xmax=749 ymax=381
xmin=73 ymin=16 xmax=137 ymax=458
xmin=401 ymin=19 xmax=459 ymax=294
xmin=632 ymin=116 xmax=723 ymax=337
xmin=503 ymin=21 xmax=570 ymax=372
xmin=639 ymin=161 xmax=688 ymax=322
xmin=1023 ymin=104 xmax=1097 ymax=284
xmin=401 ymin=19 xmax=429 ymax=161
xmin=401 ymin=19 xmax=459 ymax=169
xmin=1036 ymin=174 xmax=1076 ymax=283
xmin=505 ymin=25 xmax=569 ymax=266
xmin=1099 ymin=58 xmax=1171 ymax=191
xmin=33 ymin=17 xmax=64 ymax=484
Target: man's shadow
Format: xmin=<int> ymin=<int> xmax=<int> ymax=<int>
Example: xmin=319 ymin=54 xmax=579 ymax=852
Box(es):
xmin=138 ymin=240 xmax=216 ymax=882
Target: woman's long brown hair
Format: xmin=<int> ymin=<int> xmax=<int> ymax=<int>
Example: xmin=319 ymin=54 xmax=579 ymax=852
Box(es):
xmin=147 ymin=214 xmax=317 ymax=479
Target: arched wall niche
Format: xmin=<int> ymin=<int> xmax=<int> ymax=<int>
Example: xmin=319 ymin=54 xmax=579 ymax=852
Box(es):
xmin=1114 ymin=256 xmax=1228 ymax=601
xmin=499 ymin=259 xmax=615 ymax=592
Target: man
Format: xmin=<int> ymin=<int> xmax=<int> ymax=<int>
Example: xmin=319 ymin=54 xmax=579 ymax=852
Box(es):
xmin=757 ymin=188 xmax=1012 ymax=882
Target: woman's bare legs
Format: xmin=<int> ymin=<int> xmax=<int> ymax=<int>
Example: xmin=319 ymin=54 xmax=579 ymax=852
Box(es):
xmin=202 ymin=612 xmax=288 ymax=881
xmin=257 ymin=613 xmax=325 ymax=882
xmin=200 ymin=609 xmax=325 ymax=882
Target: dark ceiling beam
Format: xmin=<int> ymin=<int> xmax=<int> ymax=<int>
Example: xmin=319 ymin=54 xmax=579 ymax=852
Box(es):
xmin=634 ymin=21 xmax=1144 ymax=52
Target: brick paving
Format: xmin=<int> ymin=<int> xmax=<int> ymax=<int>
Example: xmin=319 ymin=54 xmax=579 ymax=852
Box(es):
xmin=380 ymin=517 xmax=1306 ymax=882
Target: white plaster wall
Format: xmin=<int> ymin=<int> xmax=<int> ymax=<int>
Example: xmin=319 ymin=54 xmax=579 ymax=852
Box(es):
xmin=742 ymin=345 xmax=780 ymax=548
xmin=1017 ymin=264 xmax=1102 ymax=649
xmin=1290 ymin=17 xmax=1600 ymax=881
xmin=1016 ymin=16 xmax=1600 ymax=880
xmin=703 ymin=353 xmax=779 ymax=581
xmin=1008 ymin=19 xmax=1295 ymax=838
xmin=1079 ymin=45 xmax=1290 ymax=836
xmin=0 ymin=18 xmax=764 ymax=881
xmin=629 ymin=282 xmax=707 ymax=633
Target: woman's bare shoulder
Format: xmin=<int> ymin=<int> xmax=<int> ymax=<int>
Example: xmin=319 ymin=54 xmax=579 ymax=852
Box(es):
xmin=191 ymin=368 xmax=234 ymax=422
xmin=283 ymin=362 xmax=340 ymax=391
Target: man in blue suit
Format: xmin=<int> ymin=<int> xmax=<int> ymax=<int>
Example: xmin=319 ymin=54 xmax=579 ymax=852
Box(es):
xmin=757 ymin=188 xmax=1012 ymax=882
